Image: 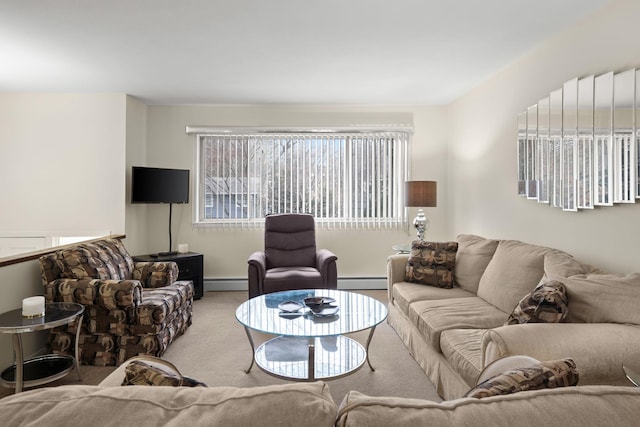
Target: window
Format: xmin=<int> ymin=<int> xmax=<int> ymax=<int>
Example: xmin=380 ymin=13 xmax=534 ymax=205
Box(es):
xmin=192 ymin=129 xmax=410 ymax=229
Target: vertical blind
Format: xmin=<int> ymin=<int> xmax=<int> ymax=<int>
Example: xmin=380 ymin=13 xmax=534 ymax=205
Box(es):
xmin=194 ymin=131 xmax=410 ymax=229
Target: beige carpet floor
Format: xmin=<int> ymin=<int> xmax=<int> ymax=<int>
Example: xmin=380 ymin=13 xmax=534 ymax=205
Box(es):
xmin=1 ymin=290 xmax=442 ymax=404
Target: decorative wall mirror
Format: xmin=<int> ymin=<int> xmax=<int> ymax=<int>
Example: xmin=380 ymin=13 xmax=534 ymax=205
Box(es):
xmin=517 ymin=68 xmax=638 ymax=211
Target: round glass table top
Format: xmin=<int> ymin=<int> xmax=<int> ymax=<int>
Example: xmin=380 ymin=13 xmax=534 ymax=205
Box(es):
xmin=0 ymin=303 xmax=84 ymax=334
xmin=236 ymin=289 xmax=387 ymax=338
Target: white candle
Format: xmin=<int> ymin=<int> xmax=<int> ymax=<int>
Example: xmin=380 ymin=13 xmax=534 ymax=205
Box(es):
xmin=22 ymin=296 xmax=45 ymax=318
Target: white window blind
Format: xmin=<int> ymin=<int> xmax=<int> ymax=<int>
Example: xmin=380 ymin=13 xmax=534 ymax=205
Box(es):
xmin=193 ymin=130 xmax=410 ymax=229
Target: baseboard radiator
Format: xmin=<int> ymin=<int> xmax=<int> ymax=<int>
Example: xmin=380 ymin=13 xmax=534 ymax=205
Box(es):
xmin=204 ymin=277 xmax=386 ymax=292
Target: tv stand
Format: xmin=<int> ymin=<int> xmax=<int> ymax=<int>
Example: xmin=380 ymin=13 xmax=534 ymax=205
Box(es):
xmin=158 ymin=251 xmax=179 ymax=257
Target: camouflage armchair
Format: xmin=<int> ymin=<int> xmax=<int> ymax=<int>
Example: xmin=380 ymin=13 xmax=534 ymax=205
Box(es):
xmin=39 ymin=239 xmax=194 ymax=366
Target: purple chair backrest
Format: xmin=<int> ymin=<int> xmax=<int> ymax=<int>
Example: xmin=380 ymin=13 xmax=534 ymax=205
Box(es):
xmin=264 ymin=213 xmax=317 ymax=269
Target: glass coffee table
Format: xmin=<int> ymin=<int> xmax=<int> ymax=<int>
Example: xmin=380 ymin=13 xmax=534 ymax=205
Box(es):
xmin=235 ymin=289 xmax=387 ymax=381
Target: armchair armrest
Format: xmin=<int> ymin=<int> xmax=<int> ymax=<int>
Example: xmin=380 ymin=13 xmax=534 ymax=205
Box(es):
xmin=386 ymin=254 xmax=409 ymax=301
xmin=248 ymin=251 xmax=266 ymax=298
xmin=481 ymin=323 xmax=640 ymax=385
xmin=133 ymin=261 xmax=179 ymax=288
xmin=316 ymin=249 xmax=338 ymax=286
xmin=44 ymin=278 xmax=143 ymax=310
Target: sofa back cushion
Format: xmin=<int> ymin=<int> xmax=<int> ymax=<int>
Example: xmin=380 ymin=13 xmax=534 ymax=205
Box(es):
xmin=541 ymin=252 xmax=640 ymax=324
xmin=477 ymin=240 xmax=565 ymax=314
xmin=0 ymin=383 xmax=337 ymax=427
xmin=336 ymin=386 xmax=640 ymax=427
xmin=56 ymin=239 xmax=133 ymax=281
xmin=454 ymin=234 xmax=499 ymax=294
xmin=561 ymin=272 xmax=640 ymax=324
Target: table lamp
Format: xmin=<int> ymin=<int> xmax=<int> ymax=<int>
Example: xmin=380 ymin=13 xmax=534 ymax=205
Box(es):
xmin=405 ymin=181 xmax=437 ymax=240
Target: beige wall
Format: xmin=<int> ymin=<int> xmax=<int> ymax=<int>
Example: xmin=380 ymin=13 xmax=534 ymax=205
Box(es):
xmin=0 ymin=93 xmax=127 ymax=239
xmin=447 ymin=0 xmax=640 ymax=273
xmin=124 ymin=96 xmax=149 ymax=255
xmin=144 ymin=105 xmax=449 ymax=279
xmin=0 ymin=93 xmax=128 ymax=368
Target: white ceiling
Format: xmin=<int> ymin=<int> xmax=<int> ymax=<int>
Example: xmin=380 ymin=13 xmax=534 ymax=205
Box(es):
xmin=0 ymin=0 xmax=610 ymax=105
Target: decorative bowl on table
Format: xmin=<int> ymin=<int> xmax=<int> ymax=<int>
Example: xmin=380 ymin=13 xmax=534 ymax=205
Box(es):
xmin=303 ymin=296 xmax=338 ymax=316
xmin=278 ymin=300 xmax=304 ymax=313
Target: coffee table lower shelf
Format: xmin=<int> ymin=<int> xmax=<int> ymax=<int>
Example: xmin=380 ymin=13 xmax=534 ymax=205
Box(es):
xmin=0 ymin=354 xmax=76 ymax=389
xmin=255 ymin=335 xmax=366 ymax=381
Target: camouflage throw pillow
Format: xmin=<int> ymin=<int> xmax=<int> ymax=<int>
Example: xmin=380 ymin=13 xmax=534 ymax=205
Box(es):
xmin=122 ymin=360 xmax=207 ymax=387
xmin=405 ymin=241 xmax=458 ymax=288
xmin=465 ymin=358 xmax=579 ymax=399
xmin=505 ymin=280 xmax=569 ymax=325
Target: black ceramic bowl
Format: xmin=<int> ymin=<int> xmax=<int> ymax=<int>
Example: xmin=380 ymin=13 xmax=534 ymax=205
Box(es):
xmin=303 ymin=297 xmax=325 ymax=310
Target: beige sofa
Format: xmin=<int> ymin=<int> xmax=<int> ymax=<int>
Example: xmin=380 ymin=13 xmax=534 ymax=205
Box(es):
xmin=2 ymin=380 xmax=640 ymax=426
xmin=387 ymin=234 xmax=640 ymax=400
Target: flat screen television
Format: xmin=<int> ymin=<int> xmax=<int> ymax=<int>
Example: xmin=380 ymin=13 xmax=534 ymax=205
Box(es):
xmin=131 ymin=166 xmax=190 ymax=204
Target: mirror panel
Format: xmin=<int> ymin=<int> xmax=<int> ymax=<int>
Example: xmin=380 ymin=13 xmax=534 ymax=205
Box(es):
xmin=549 ymin=88 xmax=563 ymax=208
xmin=562 ymin=78 xmax=578 ymax=211
xmin=537 ymin=97 xmax=550 ymax=203
xmin=613 ymin=69 xmax=636 ymax=203
xmin=517 ymin=112 xmax=527 ymax=196
xmin=577 ymin=75 xmax=594 ymax=209
xmin=637 ymin=69 xmax=640 ymax=198
xmin=593 ymin=71 xmax=613 ymax=206
xmin=526 ymin=105 xmax=538 ymax=199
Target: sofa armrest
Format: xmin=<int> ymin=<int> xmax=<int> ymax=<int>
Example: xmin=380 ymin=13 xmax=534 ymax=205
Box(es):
xmin=386 ymin=254 xmax=409 ymax=301
xmin=44 ymin=278 xmax=143 ymax=310
xmin=133 ymin=261 xmax=179 ymax=288
xmin=481 ymin=323 xmax=640 ymax=385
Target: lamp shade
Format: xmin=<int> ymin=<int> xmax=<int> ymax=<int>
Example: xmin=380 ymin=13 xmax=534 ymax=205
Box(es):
xmin=405 ymin=181 xmax=437 ymax=207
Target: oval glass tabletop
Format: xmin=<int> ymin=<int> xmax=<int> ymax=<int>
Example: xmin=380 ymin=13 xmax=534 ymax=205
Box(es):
xmin=236 ymin=289 xmax=387 ymax=338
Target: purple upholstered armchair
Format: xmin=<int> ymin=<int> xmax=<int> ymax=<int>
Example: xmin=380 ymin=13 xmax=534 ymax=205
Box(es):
xmin=247 ymin=213 xmax=338 ymax=298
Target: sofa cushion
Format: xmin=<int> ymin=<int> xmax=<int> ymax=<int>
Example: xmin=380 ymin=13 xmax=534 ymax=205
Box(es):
xmin=55 ymin=239 xmax=134 ymax=281
xmin=464 ymin=358 xmax=579 ymax=398
xmin=505 ymin=280 xmax=569 ymax=325
xmin=137 ymin=282 xmax=193 ymax=330
xmin=133 ymin=261 xmax=179 ymax=288
xmin=440 ymin=329 xmax=485 ymax=386
xmin=405 ymin=241 xmax=458 ymax=288
xmin=408 ymin=297 xmax=506 ymax=353
xmin=477 ymin=240 xmax=567 ymax=314
xmin=561 ymin=272 xmax=640 ymax=324
xmin=454 ymin=234 xmax=499 ymax=294
xmin=264 ymin=267 xmax=324 ymax=291
xmin=392 ymin=282 xmax=475 ymax=314
xmin=542 ymin=250 xmax=590 ymax=279
xmin=56 ymin=246 xmax=111 ymax=280
xmin=0 ymin=383 xmax=337 ymax=427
